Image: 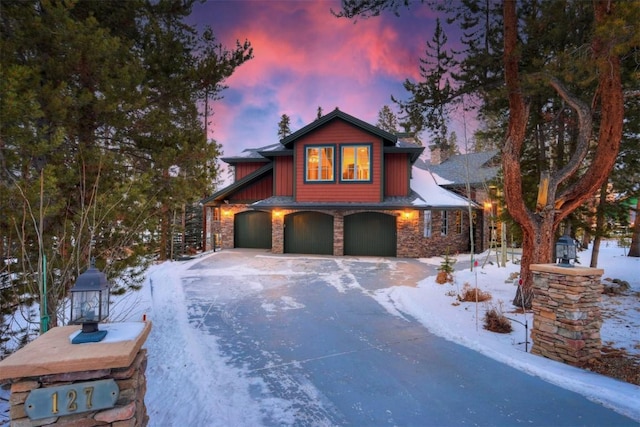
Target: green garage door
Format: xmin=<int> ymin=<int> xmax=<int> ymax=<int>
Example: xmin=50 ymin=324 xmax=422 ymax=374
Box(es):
xmin=284 ymin=211 xmax=333 ymax=255
xmin=344 ymin=212 xmax=397 ymax=257
xmin=234 ymin=211 xmax=272 ymax=249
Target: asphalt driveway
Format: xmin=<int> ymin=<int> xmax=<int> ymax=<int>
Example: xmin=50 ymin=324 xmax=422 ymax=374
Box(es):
xmin=179 ymin=250 xmax=634 ymax=426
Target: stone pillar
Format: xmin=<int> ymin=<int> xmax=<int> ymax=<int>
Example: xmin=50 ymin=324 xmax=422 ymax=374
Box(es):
xmin=0 ymin=322 xmax=151 ymax=426
xmin=272 ymin=210 xmax=285 ymax=254
xmin=333 ymin=212 xmax=344 ymax=256
xmin=530 ymin=264 xmax=604 ymax=366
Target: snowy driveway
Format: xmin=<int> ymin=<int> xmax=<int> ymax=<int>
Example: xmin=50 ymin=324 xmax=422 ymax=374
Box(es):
xmin=144 ymin=250 xmax=635 ymax=426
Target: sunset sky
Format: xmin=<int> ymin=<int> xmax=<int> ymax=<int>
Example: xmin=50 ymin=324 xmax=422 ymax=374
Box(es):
xmin=187 ymin=1 xmax=477 ymax=158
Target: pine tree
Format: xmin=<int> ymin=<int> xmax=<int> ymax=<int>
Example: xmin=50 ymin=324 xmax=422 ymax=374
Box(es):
xmin=393 ymin=18 xmax=456 ymax=155
xmin=0 ymin=0 xmax=252 ymax=336
xmin=336 ymin=0 xmax=637 ymax=307
xmin=278 ymin=114 xmax=292 ymax=139
xmin=376 ymin=105 xmax=399 ymax=133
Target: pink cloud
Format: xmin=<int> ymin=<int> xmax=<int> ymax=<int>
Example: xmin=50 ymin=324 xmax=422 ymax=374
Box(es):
xmin=192 ymin=1 xmax=469 ymax=155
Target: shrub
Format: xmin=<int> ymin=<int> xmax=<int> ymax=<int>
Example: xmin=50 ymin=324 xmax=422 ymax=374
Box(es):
xmin=483 ymin=302 xmax=513 ymax=333
xmin=458 ymin=283 xmax=492 ymax=302
xmin=436 ymin=252 xmax=456 ymax=284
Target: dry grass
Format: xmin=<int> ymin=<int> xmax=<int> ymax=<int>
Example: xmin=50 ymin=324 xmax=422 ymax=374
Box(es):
xmin=436 ymin=271 xmax=453 ymax=284
xmin=586 ymin=346 xmax=640 ymax=386
xmin=458 ymin=283 xmax=492 ymax=302
xmin=484 ymin=303 xmax=513 ymax=333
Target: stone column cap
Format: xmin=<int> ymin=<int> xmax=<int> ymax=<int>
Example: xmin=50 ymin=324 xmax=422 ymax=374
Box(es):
xmin=530 ymin=264 xmax=604 ymax=276
xmin=0 ymin=322 xmax=151 ymax=381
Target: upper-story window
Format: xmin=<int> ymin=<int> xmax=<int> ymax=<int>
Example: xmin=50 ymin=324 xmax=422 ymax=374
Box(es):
xmin=305 ymin=146 xmax=334 ymax=182
xmin=341 ymin=144 xmax=371 ymax=181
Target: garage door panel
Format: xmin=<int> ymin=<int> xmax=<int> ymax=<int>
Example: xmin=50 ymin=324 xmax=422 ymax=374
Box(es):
xmin=284 ymin=212 xmax=333 ymax=255
xmin=234 ymin=211 xmax=272 ymax=249
xmin=344 ymin=212 xmax=396 ymax=257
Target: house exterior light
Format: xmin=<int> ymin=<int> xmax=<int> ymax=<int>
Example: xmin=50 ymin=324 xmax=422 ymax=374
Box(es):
xmin=69 ymin=259 xmax=110 ymax=344
xmin=555 ymin=234 xmax=577 ymax=267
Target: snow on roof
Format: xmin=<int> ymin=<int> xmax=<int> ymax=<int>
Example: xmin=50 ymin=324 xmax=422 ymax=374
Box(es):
xmin=410 ymin=166 xmax=475 ymax=208
xmin=429 ymin=171 xmax=454 ymax=186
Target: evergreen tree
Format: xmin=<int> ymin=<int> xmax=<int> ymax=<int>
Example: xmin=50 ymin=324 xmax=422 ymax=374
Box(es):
xmin=376 ymin=105 xmax=400 ymax=133
xmin=278 ymin=114 xmax=292 ymax=139
xmin=393 ymin=18 xmax=456 ymax=155
xmin=0 ymin=0 xmax=252 ymax=338
xmin=337 ymin=0 xmax=637 ymax=307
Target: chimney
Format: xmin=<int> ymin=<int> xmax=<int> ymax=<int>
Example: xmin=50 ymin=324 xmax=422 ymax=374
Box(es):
xmin=430 ymin=146 xmax=442 ymax=165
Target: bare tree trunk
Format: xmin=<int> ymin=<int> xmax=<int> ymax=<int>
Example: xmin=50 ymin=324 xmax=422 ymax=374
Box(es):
xmin=159 ymin=204 xmax=168 ymax=261
xmin=581 ymin=229 xmax=591 ymax=250
xmin=591 ymin=235 xmax=602 ymax=268
xmin=590 ymin=182 xmax=608 ymax=267
xmin=512 ymin=214 xmax=555 ymax=308
xmin=629 ymin=198 xmax=640 ymax=257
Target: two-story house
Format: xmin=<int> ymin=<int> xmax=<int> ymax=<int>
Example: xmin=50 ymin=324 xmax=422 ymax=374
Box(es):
xmin=201 ymin=108 xmax=480 ymax=258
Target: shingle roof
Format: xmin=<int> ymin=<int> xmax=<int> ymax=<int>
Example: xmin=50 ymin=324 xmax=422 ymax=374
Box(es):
xmin=417 ymin=150 xmax=500 ymax=186
xmin=220 ymin=144 xmax=280 ymax=164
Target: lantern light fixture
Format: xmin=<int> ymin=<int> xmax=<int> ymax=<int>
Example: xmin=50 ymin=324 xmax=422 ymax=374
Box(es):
xmin=69 ymin=258 xmax=110 ymax=344
xmin=555 ymin=234 xmax=577 ymax=267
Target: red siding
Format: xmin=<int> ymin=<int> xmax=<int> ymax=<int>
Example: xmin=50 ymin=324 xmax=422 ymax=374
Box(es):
xmin=235 ymin=163 xmax=264 ymax=181
xmin=275 ymin=156 xmax=294 ymax=196
xmin=231 ymin=175 xmax=273 ymax=202
xmin=295 ymin=121 xmax=383 ymax=203
xmin=385 ymin=153 xmax=410 ymax=197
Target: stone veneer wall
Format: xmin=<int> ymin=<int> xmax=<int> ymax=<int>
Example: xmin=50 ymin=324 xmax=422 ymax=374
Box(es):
xmin=219 ymin=205 xmax=244 ymax=250
xmin=398 ymin=210 xmax=471 ymax=258
xmin=7 ymin=349 xmax=148 ymax=427
xmin=530 ymin=264 xmax=604 ymax=367
xmin=222 ymin=207 xmax=474 ymax=258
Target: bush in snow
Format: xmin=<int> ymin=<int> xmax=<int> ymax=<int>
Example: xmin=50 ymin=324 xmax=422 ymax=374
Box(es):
xmin=483 ymin=302 xmax=513 ymax=333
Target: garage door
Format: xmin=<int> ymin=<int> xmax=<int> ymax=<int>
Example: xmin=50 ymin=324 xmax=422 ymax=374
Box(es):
xmin=284 ymin=211 xmax=333 ymax=255
xmin=234 ymin=211 xmax=272 ymax=249
xmin=344 ymin=212 xmax=397 ymax=257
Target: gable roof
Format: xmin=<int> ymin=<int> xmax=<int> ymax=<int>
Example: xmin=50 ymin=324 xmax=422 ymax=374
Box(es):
xmin=201 ymin=163 xmax=273 ymax=205
xmin=280 ymin=108 xmax=398 ymax=148
xmin=417 ymin=150 xmax=500 ymax=187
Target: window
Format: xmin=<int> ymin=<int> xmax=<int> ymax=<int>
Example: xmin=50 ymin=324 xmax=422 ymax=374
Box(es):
xmin=455 ymin=211 xmax=462 ymax=234
xmin=341 ymin=145 xmax=371 ymax=181
xmin=441 ymin=211 xmax=449 ymax=236
xmin=306 ymin=146 xmax=334 ymax=181
xmin=424 ymin=210 xmax=432 ymax=238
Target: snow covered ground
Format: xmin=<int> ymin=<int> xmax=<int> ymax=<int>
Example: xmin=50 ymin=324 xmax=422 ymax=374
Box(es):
xmin=1 ymin=240 xmax=639 ymax=425
xmin=138 ymin=240 xmax=639 ymax=425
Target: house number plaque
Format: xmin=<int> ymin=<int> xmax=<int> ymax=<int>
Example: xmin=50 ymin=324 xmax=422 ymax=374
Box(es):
xmin=25 ymin=379 xmax=119 ymax=420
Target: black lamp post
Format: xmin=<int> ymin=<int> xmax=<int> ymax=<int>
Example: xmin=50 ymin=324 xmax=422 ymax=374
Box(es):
xmin=555 ymin=234 xmax=577 ymax=267
xmin=69 ymin=258 xmax=110 ymax=344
